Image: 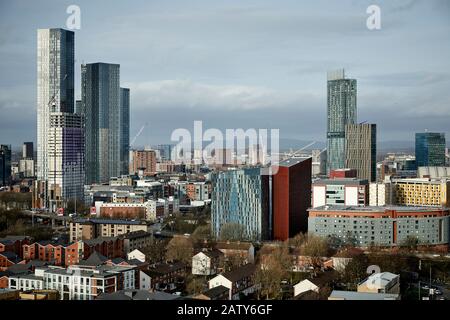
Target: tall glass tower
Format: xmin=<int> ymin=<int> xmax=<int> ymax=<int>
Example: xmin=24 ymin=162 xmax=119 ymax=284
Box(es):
xmin=82 ymin=63 xmax=129 ymax=184
xmin=415 ymin=132 xmax=446 ymax=167
xmin=326 ymin=69 xmax=357 ymax=174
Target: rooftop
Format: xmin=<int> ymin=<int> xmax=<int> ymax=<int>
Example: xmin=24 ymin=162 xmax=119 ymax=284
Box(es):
xmin=329 ymin=290 xmax=399 ymax=300
xmin=309 ymin=205 xmax=448 ymax=213
xmin=278 ymin=157 xmax=311 ymax=168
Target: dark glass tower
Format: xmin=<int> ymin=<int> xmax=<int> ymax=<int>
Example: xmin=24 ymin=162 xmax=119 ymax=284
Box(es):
xmin=415 ymin=132 xmax=446 ymax=167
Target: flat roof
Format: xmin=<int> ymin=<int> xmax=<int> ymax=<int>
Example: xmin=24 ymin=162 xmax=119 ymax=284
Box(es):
xmin=278 ymin=157 xmax=311 ymax=168
xmin=309 ymin=205 xmax=448 ymax=213
xmin=329 ymin=290 xmax=399 ymax=300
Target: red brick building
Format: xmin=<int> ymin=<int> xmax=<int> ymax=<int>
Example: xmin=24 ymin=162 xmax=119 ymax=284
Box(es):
xmin=330 ymin=168 xmax=357 ymax=179
xmin=272 ymin=157 xmax=312 ymax=240
xmin=0 ymin=236 xmax=31 ymax=258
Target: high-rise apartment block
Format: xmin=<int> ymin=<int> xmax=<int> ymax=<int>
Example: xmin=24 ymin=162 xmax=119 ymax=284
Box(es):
xmin=211 ymin=168 xmax=270 ymax=241
xmin=130 ymin=149 xmax=157 ymax=176
xmin=415 ymin=132 xmax=446 ymax=167
xmin=81 ymin=63 xmax=129 ymax=184
xmin=36 ymin=29 xmax=84 ymax=210
xmin=272 ymin=158 xmax=312 ymax=240
xmin=22 ymin=142 xmax=34 ymax=159
xmin=345 ymin=123 xmax=377 ymax=182
xmin=326 ymin=69 xmax=357 ymax=174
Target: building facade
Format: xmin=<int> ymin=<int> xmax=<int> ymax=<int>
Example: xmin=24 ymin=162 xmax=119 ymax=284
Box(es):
xmin=312 ymin=178 xmax=369 ymax=208
xmin=308 ymin=206 xmax=450 ymax=249
xmin=211 ymin=168 xmax=270 ymax=241
xmin=415 ymin=132 xmax=446 ymax=167
xmin=272 ymin=157 xmax=312 ymax=240
xmin=391 ymin=178 xmax=450 ymax=207
xmin=345 ymin=123 xmax=377 ymax=182
xmin=326 ymin=69 xmax=357 ymax=174
xmin=129 ymin=149 xmax=157 ymax=176
xmin=82 ymin=63 xmax=129 ymax=184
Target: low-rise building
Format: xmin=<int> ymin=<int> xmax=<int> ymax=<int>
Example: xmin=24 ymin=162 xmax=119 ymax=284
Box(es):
xmin=139 ymin=262 xmax=187 ymax=292
xmin=357 ymin=272 xmax=400 ymax=294
xmin=208 ymin=264 xmax=257 ymax=300
xmin=123 ymin=231 xmax=153 ymax=254
xmin=328 ymin=290 xmax=400 ymax=300
xmin=192 ymin=249 xmax=224 ymax=276
xmin=70 ymin=219 xmax=149 ymax=242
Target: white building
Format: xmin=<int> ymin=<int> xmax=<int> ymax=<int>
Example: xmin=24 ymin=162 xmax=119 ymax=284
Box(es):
xmin=127 ymin=249 xmax=146 ymax=263
xmin=19 ymin=159 xmax=35 ymax=177
xmin=357 ymin=272 xmax=400 ymax=294
xmin=369 ymin=182 xmax=391 ymax=206
xmin=192 ymin=250 xmax=223 ymax=276
xmin=312 ymin=178 xmax=369 ymax=208
xmin=293 ymin=279 xmax=319 ymax=297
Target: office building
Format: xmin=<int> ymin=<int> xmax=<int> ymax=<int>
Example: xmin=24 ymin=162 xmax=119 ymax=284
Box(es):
xmin=129 ymin=149 xmax=157 ymax=176
xmin=345 ymin=123 xmax=377 ymax=182
xmin=22 ymin=142 xmax=34 ymax=159
xmin=0 ymin=145 xmax=11 ymax=186
xmin=308 ymin=206 xmax=450 ymax=249
xmin=311 ymin=149 xmax=327 ymax=176
xmin=18 ymin=159 xmax=35 ymax=178
xmin=211 ymin=168 xmax=270 ymax=241
xmin=272 ymin=157 xmax=312 ymax=240
xmin=415 ymin=132 xmax=446 ymax=167
xmin=326 ymin=69 xmax=357 ymax=174
xmin=82 ymin=63 xmax=129 ymax=184
xmin=312 ymin=178 xmax=369 ymax=208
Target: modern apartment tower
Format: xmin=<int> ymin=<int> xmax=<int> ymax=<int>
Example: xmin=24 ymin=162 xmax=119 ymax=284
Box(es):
xmin=345 ymin=123 xmax=377 ymax=182
xmin=36 ymin=28 xmax=84 ymax=211
xmin=211 ymin=168 xmax=270 ymax=241
xmin=415 ymin=132 xmax=446 ymax=167
xmin=272 ymin=157 xmax=312 ymax=241
xmin=81 ymin=63 xmax=130 ymax=184
xmin=326 ymin=69 xmax=357 ymax=174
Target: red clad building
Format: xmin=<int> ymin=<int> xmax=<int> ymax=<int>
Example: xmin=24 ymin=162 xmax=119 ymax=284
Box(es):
xmin=272 ymin=157 xmax=312 ymax=241
xmin=330 ymin=168 xmax=357 ymax=179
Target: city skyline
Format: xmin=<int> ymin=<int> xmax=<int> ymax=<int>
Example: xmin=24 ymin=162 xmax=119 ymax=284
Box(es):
xmin=0 ymin=0 xmax=450 ymax=147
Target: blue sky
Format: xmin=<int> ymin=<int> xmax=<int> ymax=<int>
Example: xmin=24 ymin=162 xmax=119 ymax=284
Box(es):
xmin=0 ymin=0 xmax=449 ymax=148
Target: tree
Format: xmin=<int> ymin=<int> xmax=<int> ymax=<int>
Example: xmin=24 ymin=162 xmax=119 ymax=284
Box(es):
xmin=300 ymin=234 xmax=330 ymax=271
xmin=191 ymin=224 xmax=212 ymax=244
xmin=165 ymin=236 xmax=194 ymax=264
xmin=255 ymin=243 xmax=292 ymax=300
xmin=289 ymin=233 xmax=307 ymax=248
xmin=142 ymin=239 xmax=168 ymax=264
xmin=400 ymin=235 xmax=419 ymax=252
xmin=185 ymin=274 xmax=208 ymax=295
xmin=219 ymin=223 xmax=246 ymax=241
xmin=341 ymin=254 xmax=369 ymax=290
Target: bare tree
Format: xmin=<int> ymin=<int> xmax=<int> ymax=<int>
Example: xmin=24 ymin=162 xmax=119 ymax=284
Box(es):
xmin=219 ymin=223 xmax=246 ymax=241
xmin=165 ymin=236 xmax=194 ymax=264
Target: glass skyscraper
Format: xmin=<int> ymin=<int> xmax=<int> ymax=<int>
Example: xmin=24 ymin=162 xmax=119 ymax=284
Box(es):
xmin=415 ymin=132 xmax=446 ymax=167
xmin=81 ymin=63 xmax=129 ymax=184
xmin=326 ymin=69 xmax=357 ymax=174
xmin=211 ymin=168 xmax=270 ymax=241
xmin=37 ymin=28 xmax=84 ymax=211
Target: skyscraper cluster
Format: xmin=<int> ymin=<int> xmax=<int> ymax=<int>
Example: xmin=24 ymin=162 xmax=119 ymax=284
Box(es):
xmin=35 ymin=28 xmax=130 ymax=211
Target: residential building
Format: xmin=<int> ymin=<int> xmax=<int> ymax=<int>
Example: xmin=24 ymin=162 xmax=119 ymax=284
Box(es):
xmin=369 ymin=182 xmax=391 ymax=206
xmin=208 ymin=264 xmax=257 ymax=300
xmin=415 ymin=132 xmax=446 ymax=167
xmin=215 ymin=242 xmax=255 ymax=264
xmin=82 ymin=63 xmax=129 ymax=184
xmin=123 ymin=231 xmax=153 ymax=254
xmin=139 ymin=262 xmax=187 ymax=292
xmin=69 ymin=219 xmax=149 ymax=242
xmin=308 ymin=206 xmax=450 ymax=249
xmin=97 ymin=200 xmax=158 ymax=221
xmin=211 ymin=168 xmax=270 ymax=241
xmin=391 ymin=178 xmax=450 ymax=207
xmin=153 ymin=144 xmax=173 ymax=161
xmin=18 ymin=159 xmax=35 ymax=178
xmin=293 ymin=279 xmax=319 ymax=298
xmin=272 ymin=157 xmax=312 ymax=240
xmin=192 ymin=249 xmax=224 ymax=276
xmin=345 ymin=123 xmax=377 ymax=182
xmin=312 ymin=178 xmax=369 ymax=208
xmin=130 ymin=149 xmax=157 ymax=176
xmin=418 ymin=167 xmax=450 ymax=179
xmin=311 ymin=149 xmax=327 ymax=177
xmin=194 ymin=286 xmax=229 ymax=300
xmin=326 ymin=69 xmax=357 ymax=173
xmin=127 ymin=249 xmax=145 ymax=263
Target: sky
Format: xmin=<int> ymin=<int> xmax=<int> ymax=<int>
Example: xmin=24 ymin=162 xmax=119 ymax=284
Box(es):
xmin=0 ymin=0 xmax=449 ymax=149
